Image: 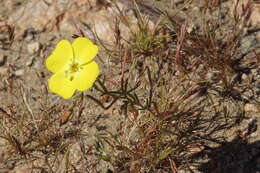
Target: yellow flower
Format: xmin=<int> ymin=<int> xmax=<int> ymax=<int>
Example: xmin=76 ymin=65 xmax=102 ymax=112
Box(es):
xmin=45 ymin=37 xmax=99 ymax=99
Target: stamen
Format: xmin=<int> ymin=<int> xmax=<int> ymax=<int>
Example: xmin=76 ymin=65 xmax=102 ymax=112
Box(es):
xmin=65 ymin=61 xmax=83 ymax=81
xmin=70 ymin=63 xmax=79 ymax=73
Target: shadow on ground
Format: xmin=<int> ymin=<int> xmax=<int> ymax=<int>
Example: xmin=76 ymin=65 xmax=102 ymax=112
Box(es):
xmin=197 ymin=136 xmax=260 ymax=173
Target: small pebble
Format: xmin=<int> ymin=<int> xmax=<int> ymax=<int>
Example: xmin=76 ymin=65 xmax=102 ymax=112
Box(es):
xmin=27 ymin=42 xmax=40 ymax=54
xmin=244 ymin=103 xmax=259 ymax=113
xmin=241 ymin=73 xmax=247 ymax=80
xmin=251 ymin=69 xmax=257 ymax=75
xmin=14 ymin=69 xmax=24 ymax=76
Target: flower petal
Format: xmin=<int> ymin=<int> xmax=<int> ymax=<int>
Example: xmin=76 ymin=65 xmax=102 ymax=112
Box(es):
xmin=74 ymin=61 xmax=99 ymax=91
xmin=45 ymin=40 xmax=73 ymax=73
xmin=48 ymin=71 xmax=76 ymax=99
xmin=72 ymin=37 xmax=98 ymax=64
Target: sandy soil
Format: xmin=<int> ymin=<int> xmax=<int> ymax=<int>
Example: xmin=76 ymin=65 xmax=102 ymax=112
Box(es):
xmin=0 ymin=0 xmax=259 ymax=173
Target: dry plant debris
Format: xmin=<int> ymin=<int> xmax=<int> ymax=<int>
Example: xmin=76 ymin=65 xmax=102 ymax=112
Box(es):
xmin=0 ymin=0 xmax=259 ymax=173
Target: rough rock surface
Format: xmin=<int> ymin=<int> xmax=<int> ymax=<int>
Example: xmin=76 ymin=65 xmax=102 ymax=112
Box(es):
xmin=8 ymin=0 xmax=140 ymax=46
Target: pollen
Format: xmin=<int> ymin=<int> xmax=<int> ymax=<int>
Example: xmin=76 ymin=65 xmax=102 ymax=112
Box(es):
xmin=70 ymin=63 xmax=80 ymax=73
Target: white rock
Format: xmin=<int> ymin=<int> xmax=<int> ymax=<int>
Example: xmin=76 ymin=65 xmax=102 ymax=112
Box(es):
xmin=241 ymin=73 xmax=247 ymax=80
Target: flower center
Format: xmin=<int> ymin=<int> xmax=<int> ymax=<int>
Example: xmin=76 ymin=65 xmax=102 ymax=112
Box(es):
xmin=65 ymin=61 xmax=83 ymax=81
xmin=70 ymin=63 xmax=80 ymax=73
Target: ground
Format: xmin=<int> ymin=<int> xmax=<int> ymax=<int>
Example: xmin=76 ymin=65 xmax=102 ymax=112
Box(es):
xmin=0 ymin=0 xmax=260 ymax=173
